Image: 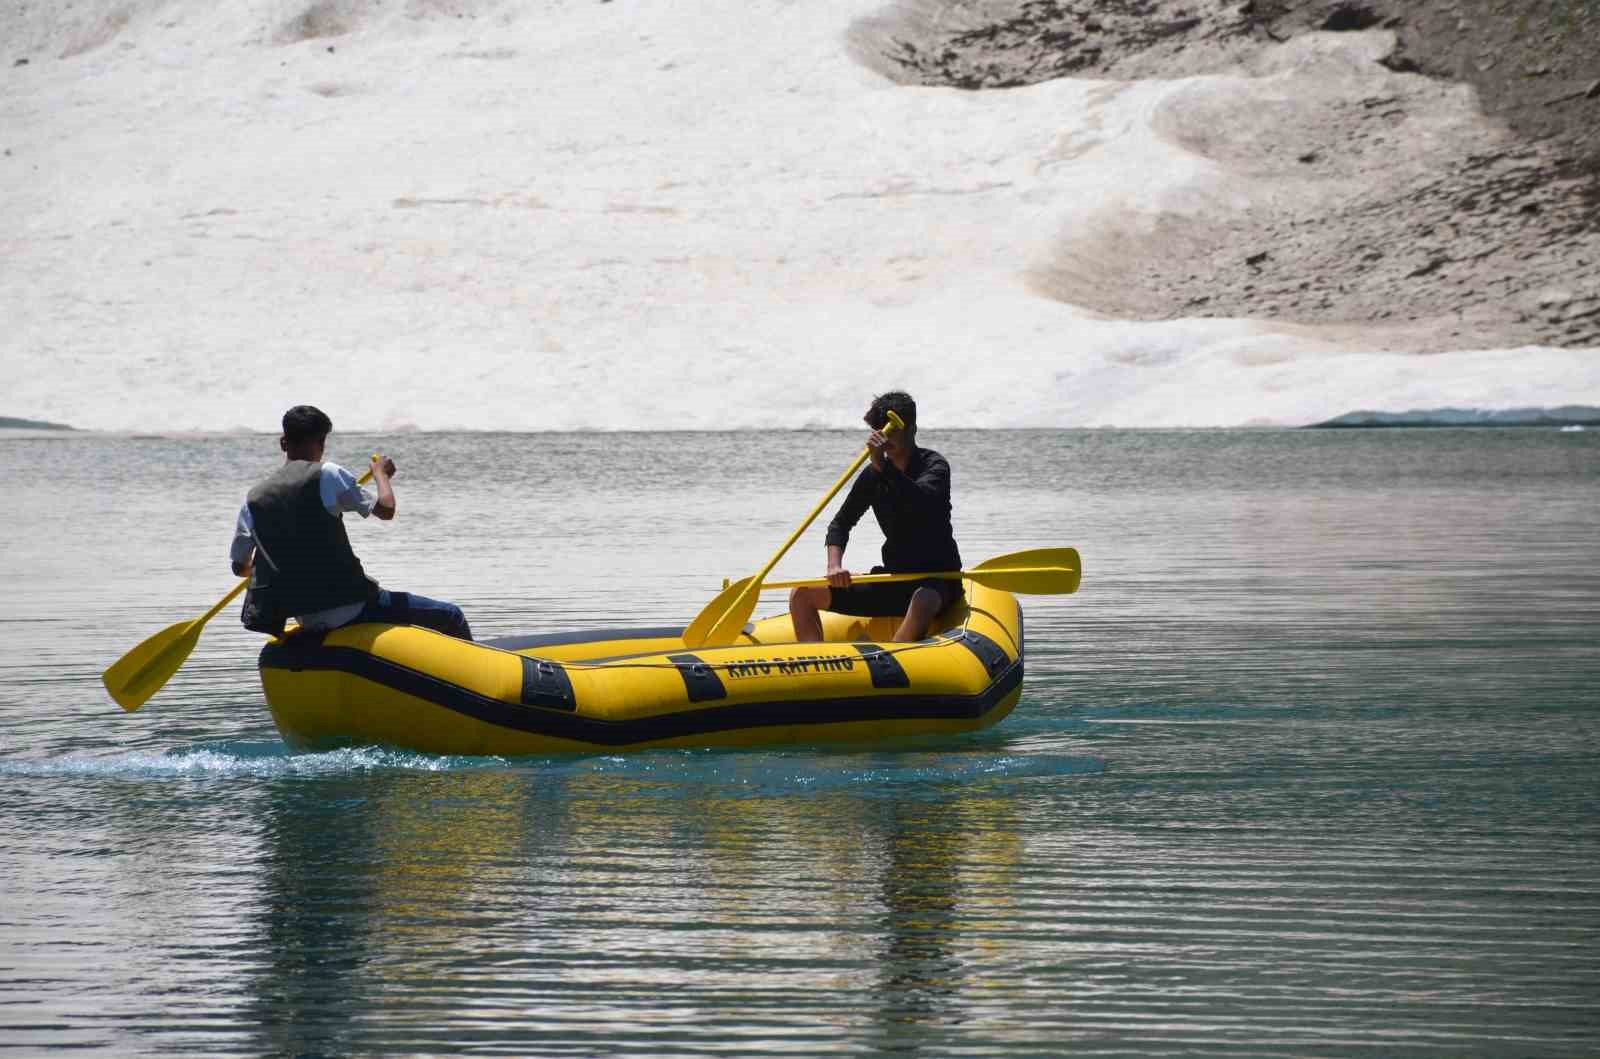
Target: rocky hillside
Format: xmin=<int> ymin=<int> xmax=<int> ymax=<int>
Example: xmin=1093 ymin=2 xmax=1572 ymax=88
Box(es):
xmin=850 ymin=0 xmax=1600 ymax=349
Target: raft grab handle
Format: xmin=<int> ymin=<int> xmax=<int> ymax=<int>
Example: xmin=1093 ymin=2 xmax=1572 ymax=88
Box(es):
xmin=520 ymin=656 xmax=577 ymax=712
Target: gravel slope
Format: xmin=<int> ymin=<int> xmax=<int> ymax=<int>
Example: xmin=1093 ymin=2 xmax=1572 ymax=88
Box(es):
xmin=850 ymin=0 xmax=1600 ymax=349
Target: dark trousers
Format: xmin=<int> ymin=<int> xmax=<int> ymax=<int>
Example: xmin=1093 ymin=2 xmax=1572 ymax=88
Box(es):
xmin=352 ymin=589 xmax=472 ymax=641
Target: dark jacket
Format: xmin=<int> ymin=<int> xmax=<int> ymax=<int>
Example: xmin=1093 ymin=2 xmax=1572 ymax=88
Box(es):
xmin=825 ymin=446 xmax=961 ymax=573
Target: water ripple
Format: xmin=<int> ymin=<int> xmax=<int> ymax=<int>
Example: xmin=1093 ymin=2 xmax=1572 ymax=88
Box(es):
xmin=2 ymin=429 xmax=1598 ymax=1056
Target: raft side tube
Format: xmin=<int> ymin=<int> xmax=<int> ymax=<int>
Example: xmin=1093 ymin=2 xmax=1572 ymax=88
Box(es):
xmin=260 ymin=579 xmax=1024 ymax=754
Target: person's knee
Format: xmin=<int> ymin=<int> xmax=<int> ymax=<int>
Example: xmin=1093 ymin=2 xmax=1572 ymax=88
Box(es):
xmin=909 ymin=586 xmax=942 ymax=614
xmin=443 ymin=603 xmax=471 ymax=639
xmin=790 ymin=586 xmax=827 ymax=610
xmin=420 ymin=598 xmax=470 ymax=640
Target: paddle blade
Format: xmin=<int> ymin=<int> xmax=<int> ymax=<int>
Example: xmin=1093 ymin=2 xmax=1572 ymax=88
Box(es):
xmin=682 ymin=575 xmax=758 ymax=649
xmin=101 ymin=618 xmax=207 ymax=712
xmin=972 ymin=547 xmax=1082 ymax=595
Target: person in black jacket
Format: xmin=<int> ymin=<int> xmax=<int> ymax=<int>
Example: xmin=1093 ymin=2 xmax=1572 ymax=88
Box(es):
xmin=789 ymin=391 xmax=961 ymax=643
xmin=229 ymin=405 xmax=471 ymax=640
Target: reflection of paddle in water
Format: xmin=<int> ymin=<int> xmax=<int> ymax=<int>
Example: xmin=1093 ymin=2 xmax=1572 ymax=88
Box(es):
xmin=868 ymin=786 xmax=1025 ymax=1036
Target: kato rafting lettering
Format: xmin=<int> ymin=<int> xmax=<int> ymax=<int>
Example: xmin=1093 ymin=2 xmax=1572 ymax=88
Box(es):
xmin=724 ymin=654 xmax=858 ymax=679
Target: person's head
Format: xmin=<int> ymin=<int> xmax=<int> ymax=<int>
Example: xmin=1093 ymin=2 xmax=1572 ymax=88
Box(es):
xmin=864 ymin=391 xmax=916 ymax=433
xmin=865 ymin=391 xmax=917 ymax=459
xmin=280 ymin=405 xmax=333 ymax=461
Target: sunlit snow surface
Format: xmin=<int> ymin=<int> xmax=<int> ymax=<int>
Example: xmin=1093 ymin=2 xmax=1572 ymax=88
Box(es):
xmin=3 ymin=0 xmax=1596 ymax=430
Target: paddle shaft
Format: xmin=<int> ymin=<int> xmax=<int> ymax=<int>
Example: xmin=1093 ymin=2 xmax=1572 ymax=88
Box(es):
xmin=753 ymin=451 xmax=871 ymax=584
xmin=758 ymin=567 xmax=1062 ymax=591
xmin=753 ymin=412 xmax=904 ymax=583
xmin=210 ymin=578 xmax=250 ymax=617
xmin=684 ymin=412 xmax=906 ymax=645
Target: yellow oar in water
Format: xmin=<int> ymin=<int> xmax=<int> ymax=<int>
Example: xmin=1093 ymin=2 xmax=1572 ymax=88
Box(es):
xmin=755 ymin=547 xmax=1082 ymax=596
xmin=102 ymin=459 xmax=378 ymax=713
xmin=683 ymin=411 xmax=905 ymax=648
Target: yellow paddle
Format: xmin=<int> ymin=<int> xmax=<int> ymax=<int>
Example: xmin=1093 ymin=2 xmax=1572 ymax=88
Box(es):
xmin=754 ymin=547 xmax=1082 ymax=596
xmin=682 ymin=411 xmax=905 ymax=648
xmin=102 ymin=458 xmax=378 ymax=713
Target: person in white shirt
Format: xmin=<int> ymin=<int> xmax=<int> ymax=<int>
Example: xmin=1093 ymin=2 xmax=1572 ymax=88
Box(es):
xmin=229 ymin=405 xmax=471 ymax=640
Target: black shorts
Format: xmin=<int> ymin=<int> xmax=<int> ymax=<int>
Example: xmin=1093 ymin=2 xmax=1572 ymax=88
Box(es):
xmin=827 ymin=568 xmax=964 ymax=618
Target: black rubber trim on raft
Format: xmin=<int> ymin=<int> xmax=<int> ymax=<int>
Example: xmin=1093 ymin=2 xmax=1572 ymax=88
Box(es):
xmin=666 ymin=653 xmax=727 ymax=703
xmin=853 ymin=643 xmax=910 ymax=689
xmin=258 ymin=641 xmax=1022 ymax=747
xmin=484 ymin=626 xmax=685 ymax=652
xmin=954 ymin=628 xmax=1011 ymax=680
xmin=520 ymin=656 xmax=576 ymax=712
xmin=261 ymin=639 xmax=571 ymax=731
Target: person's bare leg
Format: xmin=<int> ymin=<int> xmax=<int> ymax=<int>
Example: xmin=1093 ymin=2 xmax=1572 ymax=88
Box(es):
xmin=892 ymin=586 xmax=944 ymax=642
xmin=789 ymin=586 xmax=831 ymax=642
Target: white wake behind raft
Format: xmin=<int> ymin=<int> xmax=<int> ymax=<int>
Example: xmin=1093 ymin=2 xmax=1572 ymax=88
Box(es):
xmin=2 ymin=0 xmax=1596 ymax=431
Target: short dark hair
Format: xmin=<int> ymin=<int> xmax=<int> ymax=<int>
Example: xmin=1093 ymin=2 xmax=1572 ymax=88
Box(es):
xmin=864 ymin=391 xmax=916 ymax=432
xmin=282 ymin=405 xmax=333 ymax=444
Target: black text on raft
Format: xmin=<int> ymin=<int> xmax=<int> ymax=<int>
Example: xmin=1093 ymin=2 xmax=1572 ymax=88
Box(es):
xmin=724 ymin=654 xmax=859 ymax=679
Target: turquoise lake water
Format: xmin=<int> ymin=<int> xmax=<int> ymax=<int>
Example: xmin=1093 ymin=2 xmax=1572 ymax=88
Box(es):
xmin=2 ymin=428 xmax=1597 ymax=1056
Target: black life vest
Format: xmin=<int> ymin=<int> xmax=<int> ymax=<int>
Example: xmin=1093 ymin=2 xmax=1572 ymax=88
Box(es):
xmin=245 ymin=461 xmax=376 ymax=617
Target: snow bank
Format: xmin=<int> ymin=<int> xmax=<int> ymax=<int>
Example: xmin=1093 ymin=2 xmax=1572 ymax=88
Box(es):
xmin=2 ymin=0 xmax=1595 ymax=431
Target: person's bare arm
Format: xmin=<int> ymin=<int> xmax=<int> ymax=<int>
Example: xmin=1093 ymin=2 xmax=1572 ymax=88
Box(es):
xmin=369 ymin=454 xmax=397 ymax=520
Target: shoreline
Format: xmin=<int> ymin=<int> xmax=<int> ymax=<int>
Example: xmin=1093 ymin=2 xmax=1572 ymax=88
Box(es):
xmin=7 ymin=406 xmax=1599 ymax=435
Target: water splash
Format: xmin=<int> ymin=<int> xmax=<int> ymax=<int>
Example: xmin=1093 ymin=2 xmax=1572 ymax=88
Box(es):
xmin=0 ymin=741 xmax=506 ymax=778
xmin=0 ymin=735 xmax=1103 ymax=788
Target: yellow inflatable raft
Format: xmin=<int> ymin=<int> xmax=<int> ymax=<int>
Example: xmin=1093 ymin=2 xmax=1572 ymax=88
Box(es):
xmin=259 ymin=579 xmax=1024 ymax=754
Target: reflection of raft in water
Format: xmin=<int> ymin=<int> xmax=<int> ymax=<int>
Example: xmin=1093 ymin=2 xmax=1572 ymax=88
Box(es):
xmin=259 ymin=579 xmax=1024 ymax=754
